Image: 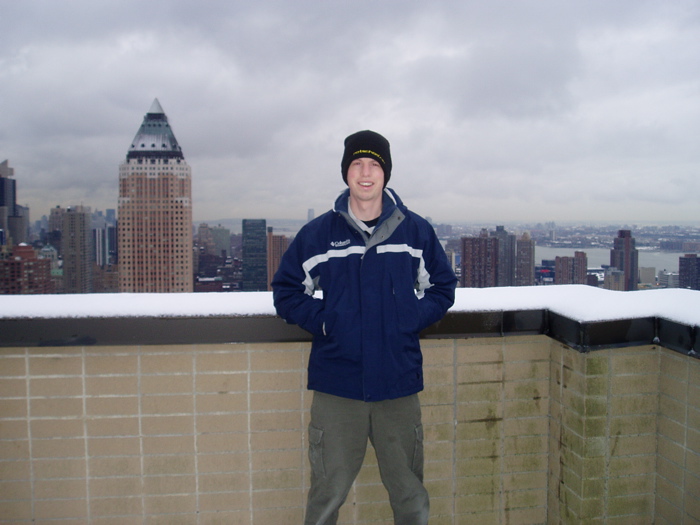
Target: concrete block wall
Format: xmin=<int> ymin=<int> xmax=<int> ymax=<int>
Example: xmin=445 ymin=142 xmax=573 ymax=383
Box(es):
xmin=548 ymin=345 xmax=660 ymax=524
xmin=451 ymin=335 xmax=550 ymax=524
xmin=1 ymin=336 xmax=699 ymax=524
xmin=656 ymin=348 xmax=700 ymax=524
xmin=0 ymin=342 xmax=311 ymax=524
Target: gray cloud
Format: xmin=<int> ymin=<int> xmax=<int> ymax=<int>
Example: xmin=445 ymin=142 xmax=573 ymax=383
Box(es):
xmin=2 ymin=0 xmax=699 ymax=226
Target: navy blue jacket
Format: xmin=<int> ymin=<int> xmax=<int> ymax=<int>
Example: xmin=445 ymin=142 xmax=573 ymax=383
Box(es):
xmin=272 ymin=188 xmax=457 ymax=402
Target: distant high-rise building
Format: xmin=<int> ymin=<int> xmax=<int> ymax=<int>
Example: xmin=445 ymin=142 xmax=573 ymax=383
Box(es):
xmin=0 ymin=160 xmax=16 ymax=244
xmin=211 ymin=225 xmax=231 ymax=259
xmin=45 ymin=207 xmax=66 ymax=256
xmin=679 ymin=254 xmax=700 ymax=290
xmin=461 ymin=229 xmax=498 ymax=288
xmin=242 ymin=219 xmax=267 ymax=291
xmin=48 ymin=206 xmax=66 ymax=233
xmin=118 ymin=99 xmax=193 ymax=292
xmin=0 ymin=244 xmax=53 ymax=294
xmin=307 ymin=209 xmax=315 ymax=223
xmin=62 ymin=206 xmax=93 ymax=294
xmin=491 ymin=226 xmax=515 ymax=286
xmin=555 ymin=257 xmax=574 ymax=285
xmin=610 ymin=230 xmax=638 ymax=291
xmin=0 ymin=160 xmax=15 ymax=210
xmin=92 ymin=210 xmax=107 ymax=230
xmin=230 ymin=233 xmax=243 ymax=261
xmin=554 ymin=251 xmax=587 ymax=285
xmin=267 ymin=227 xmax=289 ymax=291
xmin=92 ymin=211 xmax=119 ymax=293
xmin=0 ymin=244 xmax=52 ymax=293
xmin=197 ymin=223 xmax=217 ymax=256
xmin=573 ymin=251 xmax=588 ymax=284
xmin=0 ymin=160 xmax=29 ymax=246
xmin=94 ymin=224 xmax=117 ymax=267
xmin=515 ymin=232 xmax=535 ymax=286
xmin=10 ymin=205 xmax=29 ymax=246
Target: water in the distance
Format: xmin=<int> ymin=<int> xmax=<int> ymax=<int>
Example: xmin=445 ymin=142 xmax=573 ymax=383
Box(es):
xmin=535 ymin=246 xmax=688 ymax=273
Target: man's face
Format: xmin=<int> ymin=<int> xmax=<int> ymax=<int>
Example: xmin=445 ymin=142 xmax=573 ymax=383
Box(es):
xmin=346 ymin=157 xmax=385 ymax=204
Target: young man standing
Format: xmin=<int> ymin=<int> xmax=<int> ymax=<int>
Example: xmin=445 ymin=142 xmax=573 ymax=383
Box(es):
xmin=272 ymin=130 xmax=457 ymax=525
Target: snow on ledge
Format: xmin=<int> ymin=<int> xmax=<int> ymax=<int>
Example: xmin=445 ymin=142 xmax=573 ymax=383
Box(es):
xmin=451 ymin=285 xmax=700 ymax=326
xmin=0 ymin=286 xmax=698 ymax=327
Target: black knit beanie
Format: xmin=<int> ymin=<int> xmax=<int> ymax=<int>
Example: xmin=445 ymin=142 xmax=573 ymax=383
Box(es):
xmin=341 ymin=130 xmax=392 ymax=186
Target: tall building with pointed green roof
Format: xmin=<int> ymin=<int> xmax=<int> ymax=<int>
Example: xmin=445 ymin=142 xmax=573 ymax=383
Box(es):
xmin=118 ymin=99 xmax=193 ymax=292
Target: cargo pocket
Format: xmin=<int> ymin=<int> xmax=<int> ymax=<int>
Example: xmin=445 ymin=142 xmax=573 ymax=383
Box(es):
xmin=412 ymin=423 xmax=425 ymax=481
xmin=308 ymin=425 xmax=326 ymax=479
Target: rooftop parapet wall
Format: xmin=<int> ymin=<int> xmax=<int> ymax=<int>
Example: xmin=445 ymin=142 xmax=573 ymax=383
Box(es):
xmin=0 ymin=287 xmax=699 ymax=523
xmin=0 ymin=287 xmax=698 ymax=356
xmin=0 ymin=336 xmax=698 ymax=523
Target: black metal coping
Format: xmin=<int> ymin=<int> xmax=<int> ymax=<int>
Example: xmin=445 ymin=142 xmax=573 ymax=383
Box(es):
xmin=0 ymin=310 xmax=697 ymax=358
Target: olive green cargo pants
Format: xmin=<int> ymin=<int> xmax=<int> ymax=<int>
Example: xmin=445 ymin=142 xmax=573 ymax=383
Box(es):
xmin=304 ymin=392 xmax=428 ymax=525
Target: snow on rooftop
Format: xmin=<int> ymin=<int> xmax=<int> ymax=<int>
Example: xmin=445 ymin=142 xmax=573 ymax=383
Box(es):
xmin=0 ymin=286 xmax=698 ymax=327
xmin=450 ymin=285 xmax=700 ymax=326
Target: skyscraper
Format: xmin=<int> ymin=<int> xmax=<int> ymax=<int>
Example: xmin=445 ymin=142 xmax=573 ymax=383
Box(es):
xmin=554 ymin=257 xmax=573 ymax=285
xmin=242 ymin=219 xmax=267 ymax=291
xmin=573 ymin=251 xmax=588 ymax=284
xmin=610 ymin=230 xmax=638 ymax=291
xmin=11 ymin=205 xmax=29 ymax=246
xmin=0 ymin=160 xmax=28 ymax=246
xmin=461 ymin=230 xmax=498 ymax=288
xmin=196 ymin=223 xmax=217 ymax=256
xmin=46 ymin=206 xmax=66 ymax=256
xmin=48 ymin=206 xmax=65 ymax=232
xmin=554 ymin=252 xmax=587 ymax=285
xmin=0 ymin=161 xmax=16 ymax=245
xmin=210 ymin=225 xmax=231 ymax=259
xmin=118 ymin=99 xmax=193 ymax=293
xmin=492 ymin=225 xmax=516 ymax=287
xmin=267 ymin=227 xmax=289 ymax=291
xmin=679 ymin=254 xmax=700 ymax=290
xmin=0 ymin=160 xmax=15 ymax=214
xmin=94 ymin=224 xmax=117 ymax=267
xmin=62 ymin=206 xmax=93 ymax=294
xmin=515 ymin=232 xmax=535 ymax=286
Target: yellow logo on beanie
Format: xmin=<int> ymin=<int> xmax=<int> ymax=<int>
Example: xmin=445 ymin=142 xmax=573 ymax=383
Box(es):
xmin=353 ymin=149 xmax=385 ymax=165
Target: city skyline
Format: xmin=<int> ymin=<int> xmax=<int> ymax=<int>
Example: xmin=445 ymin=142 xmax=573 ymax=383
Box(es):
xmin=3 ymin=2 xmax=700 ymax=225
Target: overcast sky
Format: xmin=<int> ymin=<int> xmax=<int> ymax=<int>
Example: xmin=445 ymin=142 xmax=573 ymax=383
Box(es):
xmin=2 ymin=0 xmax=699 ymax=226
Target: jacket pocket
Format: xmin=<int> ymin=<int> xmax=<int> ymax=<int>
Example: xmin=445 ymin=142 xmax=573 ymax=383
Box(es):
xmin=390 ymin=273 xmax=421 ymax=333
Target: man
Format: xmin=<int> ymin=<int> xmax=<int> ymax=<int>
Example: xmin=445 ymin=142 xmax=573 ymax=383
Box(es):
xmin=272 ymin=130 xmax=457 ymax=525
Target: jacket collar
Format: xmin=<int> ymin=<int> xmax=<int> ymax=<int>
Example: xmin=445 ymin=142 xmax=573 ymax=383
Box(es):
xmin=333 ymin=188 xmax=406 ymax=246
xmin=333 ymin=187 xmax=404 ymax=220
